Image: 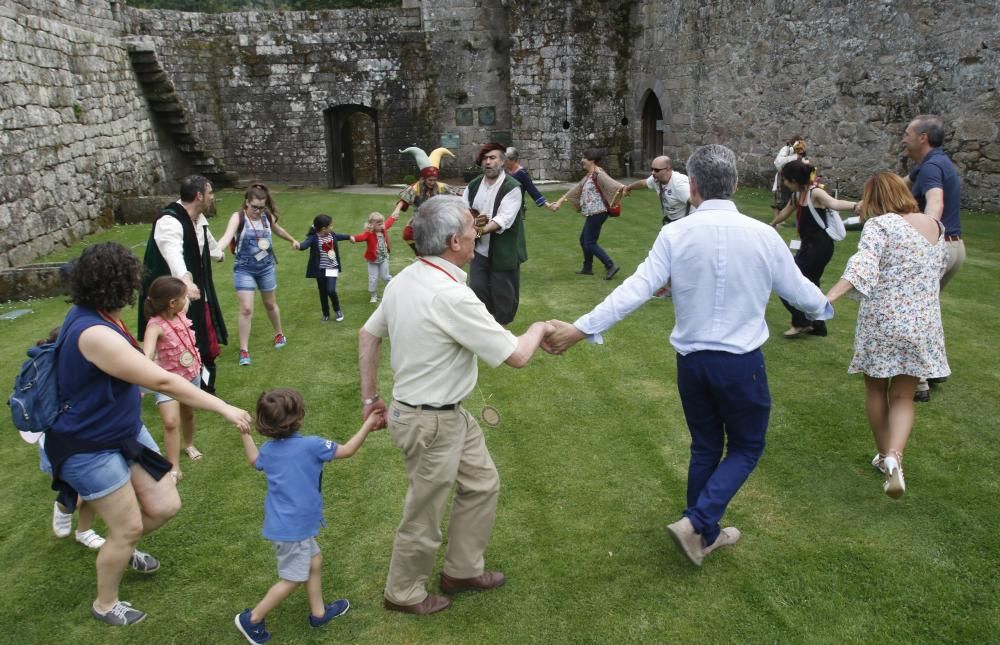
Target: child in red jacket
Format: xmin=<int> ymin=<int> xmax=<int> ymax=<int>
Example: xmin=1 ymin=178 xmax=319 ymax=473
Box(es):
xmin=350 ymin=212 xmax=398 ymax=303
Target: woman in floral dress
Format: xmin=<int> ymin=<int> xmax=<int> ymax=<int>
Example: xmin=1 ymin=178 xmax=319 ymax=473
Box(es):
xmin=827 ymin=172 xmax=949 ymax=499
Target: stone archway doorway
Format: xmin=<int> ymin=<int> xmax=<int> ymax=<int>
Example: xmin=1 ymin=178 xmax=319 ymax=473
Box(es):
xmin=325 ymin=105 xmax=383 ymax=188
xmin=640 ymin=91 xmax=664 ymax=170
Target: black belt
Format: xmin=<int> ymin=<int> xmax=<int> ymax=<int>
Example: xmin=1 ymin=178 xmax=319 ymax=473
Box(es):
xmin=397 ymin=400 xmax=458 ymax=411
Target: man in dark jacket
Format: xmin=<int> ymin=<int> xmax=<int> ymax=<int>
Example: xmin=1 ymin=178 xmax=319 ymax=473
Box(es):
xmin=138 ymin=175 xmax=227 ymax=393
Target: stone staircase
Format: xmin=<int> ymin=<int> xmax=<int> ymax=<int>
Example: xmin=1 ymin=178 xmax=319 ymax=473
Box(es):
xmin=124 ymin=38 xmax=237 ymax=187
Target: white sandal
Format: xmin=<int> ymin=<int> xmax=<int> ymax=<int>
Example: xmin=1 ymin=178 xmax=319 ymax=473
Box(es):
xmin=882 ymin=451 xmax=906 ymax=499
xmin=75 ymin=529 xmax=106 ymax=550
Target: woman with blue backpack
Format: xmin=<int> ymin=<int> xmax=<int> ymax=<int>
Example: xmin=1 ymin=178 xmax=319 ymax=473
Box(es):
xmin=43 ymin=242 xmax=251 ymax=626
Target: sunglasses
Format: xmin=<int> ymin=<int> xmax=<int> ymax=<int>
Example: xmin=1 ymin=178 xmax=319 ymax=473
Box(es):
xmin=651 ymin=166 xmax=668 ymax=172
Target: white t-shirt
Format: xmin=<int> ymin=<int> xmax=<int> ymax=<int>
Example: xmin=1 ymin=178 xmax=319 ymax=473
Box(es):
xmin=646 ymin=172 xmax=691 ymax=222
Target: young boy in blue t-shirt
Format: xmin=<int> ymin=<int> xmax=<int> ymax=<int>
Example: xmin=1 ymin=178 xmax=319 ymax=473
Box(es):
xmin=235 ymin=387 xmax=381 ymax=644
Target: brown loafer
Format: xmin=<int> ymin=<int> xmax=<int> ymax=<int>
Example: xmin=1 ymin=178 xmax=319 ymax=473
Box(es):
xmin=440 ymin=571 xmax=506 ymax=594
xmin=383 ymin=594 xmax=452 ymax=615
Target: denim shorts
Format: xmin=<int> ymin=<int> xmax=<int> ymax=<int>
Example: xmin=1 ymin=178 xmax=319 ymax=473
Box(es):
xmin=273 ymin=537 xmax=321 ymax=582
xmin=58 ymin=426 xmax=161 ymax=501
xmin=234 ymin=261 xmax=277 ymax=292
xmin=154 ymin=374 xmax=201 ymax=405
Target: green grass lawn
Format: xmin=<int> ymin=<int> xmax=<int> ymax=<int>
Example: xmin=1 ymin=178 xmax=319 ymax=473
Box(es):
xmin=0 ymin=186 xmax=997 ymax=643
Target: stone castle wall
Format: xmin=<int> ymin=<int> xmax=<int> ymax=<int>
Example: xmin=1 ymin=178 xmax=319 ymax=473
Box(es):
xmin=628 ymin=0 xmax=1000 ymax=209
xmin=2 ymin=0 xmax=998 ymax=270
xmin=0 ymin=1 xmax=166 ymax=269
xmin=506 ymin=1 xmax=635 ymax=180
xmin=122 ymin=6 xmax=437 ymax=184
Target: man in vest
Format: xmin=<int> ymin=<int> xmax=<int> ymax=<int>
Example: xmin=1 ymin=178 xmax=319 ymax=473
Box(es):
xmin=465 ymin=143 xmax=527 ymax=325
xmin=138 ymin=175 xmax=227 ymax=393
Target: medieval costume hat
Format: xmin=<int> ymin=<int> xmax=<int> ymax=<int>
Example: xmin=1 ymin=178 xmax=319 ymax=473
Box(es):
xmin=400 ymin=146 xmax=455 ymax=178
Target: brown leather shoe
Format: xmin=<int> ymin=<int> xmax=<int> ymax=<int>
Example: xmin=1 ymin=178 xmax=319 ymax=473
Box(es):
xmin=439 ymin=571 xmax=506 ymax=594
xmin=383 ymin=594 xmax=452 ymax=615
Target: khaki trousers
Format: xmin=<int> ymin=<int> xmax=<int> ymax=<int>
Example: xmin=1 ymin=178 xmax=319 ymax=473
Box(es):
xmin=384 ymin=402 xmax=500 ymax=606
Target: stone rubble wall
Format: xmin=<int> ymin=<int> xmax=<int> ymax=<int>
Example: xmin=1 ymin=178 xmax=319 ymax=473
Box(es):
xmin=507 ymin=0 xmax=636 ymax=181
xmin=628 ymin=0 xmax=1000 ymax=210
xmin=3 ymin=0 xmax=998 ymax=273
xmin=0 ymin=1 xmax=166 ymax=269
xmin=122 ymin=6 xmax=436 ymax=185
xmin=414 ymin=0 xmax=514 ymax=174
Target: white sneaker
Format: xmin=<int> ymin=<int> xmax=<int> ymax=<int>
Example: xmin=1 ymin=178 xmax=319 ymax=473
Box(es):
xmin=369 ymin=294 xmax=378 ymax=303
xmin=75 ymin=529 xmax=106 ymax=550
xmin=52 ymin=502 xmax=72 ymax=538
xmin=883 ymin=456 xmax=906 ymax=499
xmin=871 ymin=453 xmax=888 ymax=475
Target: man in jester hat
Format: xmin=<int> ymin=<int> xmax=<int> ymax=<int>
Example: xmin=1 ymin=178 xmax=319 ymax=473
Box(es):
xmin=392 ymin=146 xmax=462 ymax=253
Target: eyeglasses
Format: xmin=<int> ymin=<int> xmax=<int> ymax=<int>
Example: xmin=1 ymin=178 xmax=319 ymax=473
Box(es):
xmin=651 ymin=167 xmax=668 ymax=172
xmin=247 ymin=204 xmax=266 ymax=212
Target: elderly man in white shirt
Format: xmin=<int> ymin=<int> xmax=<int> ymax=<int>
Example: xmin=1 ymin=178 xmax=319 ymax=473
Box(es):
xmin=544 ymin=144 xmax=833 ymax=566
xmin=138 ymin=175 xmax=226 ymax=393
xmin=358 ymin=195 xmax=552 ymax=615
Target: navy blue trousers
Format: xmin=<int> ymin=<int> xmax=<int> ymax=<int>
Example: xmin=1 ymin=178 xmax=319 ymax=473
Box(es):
xmin=315 ymin=276 xmax=341 ymax=317
xmin=676 ymin=349 xmax=771 ymax=545
xmin=579 ymin=213 xmax=613 ymax=272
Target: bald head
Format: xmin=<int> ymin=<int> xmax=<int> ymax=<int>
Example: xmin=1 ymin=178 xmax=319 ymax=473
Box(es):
xmin=651 ymin=156 xmax=673 ymax=183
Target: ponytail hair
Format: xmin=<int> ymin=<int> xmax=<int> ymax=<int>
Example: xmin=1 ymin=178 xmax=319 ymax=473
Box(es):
xmin=310 ymin=213 xmax=332 ymax=235
xmin=143 ymin=276 xmax=187 ymax=319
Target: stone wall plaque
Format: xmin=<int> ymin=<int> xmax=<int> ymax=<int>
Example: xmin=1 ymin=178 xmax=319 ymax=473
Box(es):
xmin=440 ymin=133 xmax=460 ymax=148
xmin=478 ymin=106 xmax=496 ymax=126
xmin=455 ymin=108 xmax=473 ymax=126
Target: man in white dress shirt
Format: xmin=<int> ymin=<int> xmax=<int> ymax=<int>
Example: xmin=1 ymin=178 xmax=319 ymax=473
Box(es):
xmin=544 ymin=144 xmax=833 ymax=566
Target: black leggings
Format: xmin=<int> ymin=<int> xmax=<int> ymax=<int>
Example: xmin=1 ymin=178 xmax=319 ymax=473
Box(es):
xmin=315 ymin=276 xmax=341 ymax=316
xmin=781 ymin=236 xmax=833 ymax=330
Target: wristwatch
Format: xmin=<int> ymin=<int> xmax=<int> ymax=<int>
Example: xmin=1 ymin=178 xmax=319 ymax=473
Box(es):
xmin=362 ymin=394 xmax=380 ymax=406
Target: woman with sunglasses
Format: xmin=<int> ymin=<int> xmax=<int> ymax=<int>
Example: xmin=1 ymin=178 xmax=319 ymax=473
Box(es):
xmin=217 ymin=184 xmax=298 ymax=366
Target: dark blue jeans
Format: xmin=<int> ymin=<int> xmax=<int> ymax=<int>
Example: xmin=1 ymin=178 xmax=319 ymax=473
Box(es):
xmin=579 ymin=213 xmax=613 ymax=272
xmin=315 ymin=276 xmax=340 ymax=317
xmin=675 ymin=349 xmax=771 ymax=546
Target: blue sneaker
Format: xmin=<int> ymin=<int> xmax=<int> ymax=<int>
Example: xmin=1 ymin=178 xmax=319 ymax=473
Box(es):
xmin=273 ymin=333 xmax=287 ymax=349
xmin=235 ymin=609 xmax=270 ymax=644
xmin=239 ymin=350 xmax=251 ymax=366
xmin=308 ymin=599 xmax=350 ymax=627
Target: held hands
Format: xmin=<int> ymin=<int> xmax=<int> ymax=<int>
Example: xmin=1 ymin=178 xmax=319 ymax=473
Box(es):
xmin=546 ymin=200 xmax=563 ymax=213
xmin=362 ymin=408 xmax=386 ymax=432
xmin=184 ymin=277 xmax=202 ymax=301
xmin=362 ymin=398 xmax=389 ymax=430
xmin=222 ymin=404 xmax=253 ymax=434
xmin=291 ymin=240 xmax=300 ymax=250
xmin=541 ymin=319 xmax=586 ymax=355
xmin=474 ymin=213 xmax=489 ymax=228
